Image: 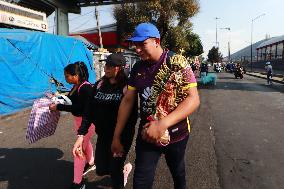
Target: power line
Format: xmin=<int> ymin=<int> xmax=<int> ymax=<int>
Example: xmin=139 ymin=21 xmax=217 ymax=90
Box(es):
xmin=47 ymin=9 xmax=111 ymax=29
xmin=71 ymin=19 xmax=92 ymax=32
xmin=69 ymin=10 xmax=94 ymax=21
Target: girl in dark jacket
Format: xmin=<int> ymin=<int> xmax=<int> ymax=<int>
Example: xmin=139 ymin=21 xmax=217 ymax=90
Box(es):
xmin=49 ymin=62 xmax=95 ymax=189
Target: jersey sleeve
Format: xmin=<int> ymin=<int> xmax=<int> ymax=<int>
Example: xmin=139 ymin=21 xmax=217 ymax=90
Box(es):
xmin=182 ymin=65 xmax=197 ymax=90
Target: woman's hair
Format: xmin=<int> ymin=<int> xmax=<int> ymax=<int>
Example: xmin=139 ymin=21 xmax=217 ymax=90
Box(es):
xmin=64 ymin=61 xmax=89 ymax=82
xmin=115 ymin=67 xmax=128 ymax=87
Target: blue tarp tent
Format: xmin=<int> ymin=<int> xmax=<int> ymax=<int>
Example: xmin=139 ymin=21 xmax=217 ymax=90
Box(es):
xmin=0 ymin=29 xmax=96 ymax=115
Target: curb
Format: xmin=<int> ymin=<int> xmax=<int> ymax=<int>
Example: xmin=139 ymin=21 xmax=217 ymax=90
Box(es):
xmin=246 ymin=72 xmax=284 ymax=84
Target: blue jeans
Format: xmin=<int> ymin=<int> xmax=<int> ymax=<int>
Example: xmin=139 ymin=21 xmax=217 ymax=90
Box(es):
xmin=133 ymin=135 xmax=189 ymax=189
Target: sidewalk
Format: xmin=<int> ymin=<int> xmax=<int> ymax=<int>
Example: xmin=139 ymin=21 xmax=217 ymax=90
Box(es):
xmin=246 ymin=71 xmax=284 ymax=84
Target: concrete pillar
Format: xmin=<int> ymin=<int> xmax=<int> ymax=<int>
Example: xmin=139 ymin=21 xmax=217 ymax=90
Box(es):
xmin=55 ymin=8 xmax=69 ymax=35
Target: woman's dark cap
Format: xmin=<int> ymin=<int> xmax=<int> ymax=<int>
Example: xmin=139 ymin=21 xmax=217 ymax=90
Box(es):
xmin=100 ymin=53 xmax=126 ymax=67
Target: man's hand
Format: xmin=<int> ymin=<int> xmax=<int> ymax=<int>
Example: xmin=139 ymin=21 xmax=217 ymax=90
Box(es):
xmin=142 ymin=120 xmax=167 ymax=144
xmin=111 ymin=137 xmax=124 ymax=157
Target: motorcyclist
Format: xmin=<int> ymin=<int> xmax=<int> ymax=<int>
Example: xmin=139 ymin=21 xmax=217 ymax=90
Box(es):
xmin=234 ymin=63 xmax=244 ymax=79
xmin=225 ymin=63 xmax=233 ymax=73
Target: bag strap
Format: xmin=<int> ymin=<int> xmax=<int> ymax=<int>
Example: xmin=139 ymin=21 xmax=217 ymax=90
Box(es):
xmin=93 ymin=79 xmax=103 ymax=90
xmin=78 ymin=81 xmax=91 ymax=94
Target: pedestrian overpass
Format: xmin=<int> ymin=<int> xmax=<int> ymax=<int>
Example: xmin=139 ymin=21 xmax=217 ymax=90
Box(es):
xmin=6 ymin=0 xmax=145 ymax=35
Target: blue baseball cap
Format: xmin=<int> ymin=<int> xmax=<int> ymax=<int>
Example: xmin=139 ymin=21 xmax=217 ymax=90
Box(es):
xmin=128 ymin=22 xmax=160 ymax=42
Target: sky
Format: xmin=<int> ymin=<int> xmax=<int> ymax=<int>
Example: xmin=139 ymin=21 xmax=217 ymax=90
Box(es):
xmin=47 ymin=0 xmax=284 ymax=57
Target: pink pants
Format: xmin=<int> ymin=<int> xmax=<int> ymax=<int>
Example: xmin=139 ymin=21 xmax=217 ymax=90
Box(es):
xmin=73 ymin=116 xmax=95 ymax=184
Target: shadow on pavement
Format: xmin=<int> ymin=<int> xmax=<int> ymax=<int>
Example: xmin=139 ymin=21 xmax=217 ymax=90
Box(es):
xmin=216 ymin=76 xmax=238 ymax=80
xmin=87 ymin=176 xmax=112 ymax=189
xmin=0 ymin=148 xmax=73 ymax=189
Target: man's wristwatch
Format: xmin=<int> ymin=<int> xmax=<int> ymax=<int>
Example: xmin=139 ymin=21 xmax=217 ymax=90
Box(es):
xmin=77 ymin=135 xmax=84 ymax=138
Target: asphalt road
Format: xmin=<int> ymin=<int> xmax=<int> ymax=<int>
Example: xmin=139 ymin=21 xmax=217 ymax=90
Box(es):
xmin=202 ymin=72 xmax=284 ymax=189
xmin=1 ymin=71 xmax=283 ymax=189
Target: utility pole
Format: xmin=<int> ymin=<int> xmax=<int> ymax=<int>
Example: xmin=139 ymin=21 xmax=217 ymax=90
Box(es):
xmin=220 ymin=27 xmax=231 ymax=63
xmin=228 ymin=41 xmax=230 ymax=63
xmin=94 ymin=6 xmax=105 ymax=79
xmin=95 ymin=6 xmax=103 ymax=49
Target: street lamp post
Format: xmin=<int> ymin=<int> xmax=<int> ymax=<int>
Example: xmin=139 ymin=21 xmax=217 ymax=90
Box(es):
xmin=215 ymin=17 xmax=220 ymax=47
xmin=250 ymin=13 xmax=265 ymax=72
xmin=220 ymin=27 xmax=231 ymax=63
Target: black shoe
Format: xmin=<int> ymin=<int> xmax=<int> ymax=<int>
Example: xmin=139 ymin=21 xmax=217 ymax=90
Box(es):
xmin=83 ymin=163 xmax=96 ymax=176
xmin=69 ymin=182 xmax=86 ymax=189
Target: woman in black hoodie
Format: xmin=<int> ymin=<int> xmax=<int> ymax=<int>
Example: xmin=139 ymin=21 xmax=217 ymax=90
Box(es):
xmin=73 ymin=53 xmax=138 ymax=189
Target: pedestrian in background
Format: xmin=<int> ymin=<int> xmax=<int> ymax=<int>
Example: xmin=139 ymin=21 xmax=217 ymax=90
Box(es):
xmin=200 ymin=62 xmax=208 ymax=77
xmin=49 ymin=62 xmax=95 ymax=189
xmin=111 ymin=23 xmax=200 ymax=189
xmin=265 ymin=61 xmax=273 ymax=85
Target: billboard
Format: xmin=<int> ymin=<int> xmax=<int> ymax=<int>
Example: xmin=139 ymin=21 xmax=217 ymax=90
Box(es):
xmin=0 ymin=0 xmax=48 ymax=31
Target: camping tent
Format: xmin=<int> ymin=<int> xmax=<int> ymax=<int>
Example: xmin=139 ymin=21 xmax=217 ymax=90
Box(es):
xmin=0 ymin=28 xmax=96 ymax=115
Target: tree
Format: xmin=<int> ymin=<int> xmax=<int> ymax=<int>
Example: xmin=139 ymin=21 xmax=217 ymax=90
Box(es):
xmin=185 ymin=31 xmax=203 ymax=57
xmin=207 ymin=47 xmax=223 ymax=63
xmin=113 ymin=0 xmax=202 ymax=56
xmin=163 ymin=28 xmax=203 ymax=57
